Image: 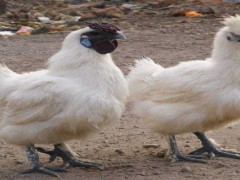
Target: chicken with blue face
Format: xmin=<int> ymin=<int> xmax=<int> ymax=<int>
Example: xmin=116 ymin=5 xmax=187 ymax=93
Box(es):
xmin=127 ymin=15 xmax=240 ymax=163
xmin=80 ymin=22 xmax=125 ymax=54
xmin=0 ymin=22 xmax=128 ymax=177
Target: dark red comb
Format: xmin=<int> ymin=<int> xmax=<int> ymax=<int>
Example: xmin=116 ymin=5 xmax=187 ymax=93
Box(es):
xmin=85 ymin=22 xmax=120 ymax=34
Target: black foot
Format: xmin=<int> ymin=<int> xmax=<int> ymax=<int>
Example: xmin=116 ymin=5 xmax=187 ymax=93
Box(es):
xmin=19 ymin=165 xmax=68 ymax=177
xmin=21 ymin=145 xmax=68 ymax=177
xmin=36 ymin=143 xmax=103 ymax=170
xmin=168 ymin=135 xmax=207 ymax=163
xmin=191 ymin=132 xmax=240 ymax=159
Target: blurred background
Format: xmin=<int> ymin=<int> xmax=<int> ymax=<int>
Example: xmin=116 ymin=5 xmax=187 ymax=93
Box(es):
xmin=1 ymin=0 xmax=240 ymax=36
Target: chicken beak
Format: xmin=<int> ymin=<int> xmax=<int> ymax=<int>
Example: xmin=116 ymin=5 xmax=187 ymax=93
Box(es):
xmin=113 ymin=31 xmax=126 ymax=40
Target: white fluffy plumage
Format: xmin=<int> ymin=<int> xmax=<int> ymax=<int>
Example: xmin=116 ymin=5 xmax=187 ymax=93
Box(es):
xmin=127 ymin=16 xmax=240 ymax=141
xmin=0 ymin=27 xmax=128 ymax=146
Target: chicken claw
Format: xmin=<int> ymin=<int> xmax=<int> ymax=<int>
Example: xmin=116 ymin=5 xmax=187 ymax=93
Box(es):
xmin=191 ymin=132 xmax=240 ymax=159
xmin=19 ymin=165 xmax=68 ymax=177
xmin=37 ymin=143 xmax=103 ymax=170
xmin=168 ymin=136 xmax=207 ymax=163
xmin=19 ymin=145 xmax=68 ymax=177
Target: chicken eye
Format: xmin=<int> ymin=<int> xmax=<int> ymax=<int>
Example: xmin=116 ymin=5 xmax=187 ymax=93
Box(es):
xmin=80 ymin=37 xmax=92 ymax=48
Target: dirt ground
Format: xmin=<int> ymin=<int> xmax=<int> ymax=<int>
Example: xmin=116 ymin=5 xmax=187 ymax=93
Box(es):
xmin=1 ymin=11 xmax=240 ymax=180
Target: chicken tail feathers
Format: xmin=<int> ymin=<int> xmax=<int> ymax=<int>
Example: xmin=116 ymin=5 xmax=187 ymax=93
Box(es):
xmin=127 ymin=57 xmax=163 ymax=101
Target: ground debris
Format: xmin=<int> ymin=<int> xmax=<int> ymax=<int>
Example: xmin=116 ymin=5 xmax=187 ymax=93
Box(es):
xmin=0 ymin=0 xmax=238 ymax=37
xmin=181 ymin=166 xmax=193 ymax=173
xmin=224 ymin=0 xmax=240 ymax=3
xmin=143 ymin=144 xmax=160 ymax=149
xmin=0 ymin=0 xmax=6 ymax=14
xmin=115 ymin=149 xmax=125 ymax=155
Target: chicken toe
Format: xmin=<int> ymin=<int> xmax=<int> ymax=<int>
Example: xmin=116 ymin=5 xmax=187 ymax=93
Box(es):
xmin=19 ymin=145 xmax=68 ymax=177
xmin=37 ymin=143 xmax=103 ymax=170
xmin=191 ymin=132 xmax=240 ymax=159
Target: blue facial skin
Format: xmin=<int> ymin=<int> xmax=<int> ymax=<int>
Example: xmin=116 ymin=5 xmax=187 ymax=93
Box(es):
xmin=80 ymin=38 xmax=93 ymax=48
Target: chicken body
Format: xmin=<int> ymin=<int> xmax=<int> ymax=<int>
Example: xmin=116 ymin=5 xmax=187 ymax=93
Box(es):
xmin=0 ymin=54 xmax=127 ymax=145
xmin=128 ymin=58 xmax=240 ymax=135
xmin=0 ymin=26 xmax=128 ymax=176
xmin=127 ymin=16 xmax=240 ymax=162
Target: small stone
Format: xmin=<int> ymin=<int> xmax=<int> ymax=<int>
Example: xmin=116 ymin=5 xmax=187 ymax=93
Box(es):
xmin=15 ymin=160 xmax=24 ymax=164
xmin=215 ymin=162 xmax=230 ymax=168
xmin=157 ymin=149 xmax=167 ymax=158
xmin=181 ymin=166 xmax=192 ymax=173
xmin=32 ymin=26 xmax=49 ymax=35
xmin=115 ymin=149 xmax=125 ymax=155
xmin=69 ymin=10 xmax=79 ymax=16
xmin=102 ymin=140 xmax=108 ymax=144
xmin=200 ymin=168 xmax=207 ymax=171
xmin=134 ymin=150 xmax=140 ymax=153
xmin=152 ymin=171 xmax=159 ymax=175
xmin=102 ymin=144 xmax=109 ymax=147
xmin=137 ymin=171 xmax=146 ymax=176
xmin=143 ymin=144 xmax=160 ymax=149
xmin=228 ymin=172 xmax=238 ymax=176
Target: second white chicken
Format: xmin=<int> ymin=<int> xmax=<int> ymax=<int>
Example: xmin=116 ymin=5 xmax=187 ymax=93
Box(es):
xmin=127 ymin=15 xmax=240 ymax=162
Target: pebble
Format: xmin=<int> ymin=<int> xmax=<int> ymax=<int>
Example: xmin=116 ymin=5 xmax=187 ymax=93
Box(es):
xmin=134 ymin=150 xmax=140 ymax=154
xmin=228 ymin=172 xmax=238 ymax=176
xmin=143 ymin=144 xmax=160 ymax=149
xmin=152 ymin=171 xmax=160 ymax=175
xmin=15 ymin=160 xmax=24 ymax=164
xmin=115 ymin=149 xmax=125 ymax=155
xmin=102 ymin=144 xmax=110 ymax=147
xmin=0 ymin=154 xmax=6 ymax=158
xmin=215 ymin=162 xmax=230 ymax=168
xmin=137 ymin=171 xmax=146 ymax=176
xmin=157 ymin=152 xmax=165 ymax=158
xmin=181 ymin=166 xmax=192 ymax=173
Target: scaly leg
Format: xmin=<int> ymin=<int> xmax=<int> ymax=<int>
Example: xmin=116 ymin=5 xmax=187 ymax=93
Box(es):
xmin=190 ymin=132 xmax=240 ymax=159
xmin=19 ymin=145 xmax=68 ymax=177
xmin=37 ymin=143 xmax=103 ymax=170
xmin=167 ymin=135 xmax=206 ymax=163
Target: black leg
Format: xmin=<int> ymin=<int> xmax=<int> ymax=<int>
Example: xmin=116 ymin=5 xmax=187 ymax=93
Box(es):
xmin=19 ymin=145 xmax=68 ymax=177
xmin=36 ymin=143 xmax=103 ymax=170
xmin=191 ymin=132 xmax=240 ymax=159
xmin=168 ymin=135 xmax=207 ymax=163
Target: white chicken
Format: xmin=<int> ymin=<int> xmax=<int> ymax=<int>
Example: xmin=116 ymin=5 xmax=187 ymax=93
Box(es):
xmin=0 ymin=22 xmax=128 ymax=176
xmin=127 ymin=15 xmax=240 ymax=162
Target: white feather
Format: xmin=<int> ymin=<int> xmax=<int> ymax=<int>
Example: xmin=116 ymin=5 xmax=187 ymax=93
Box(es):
xmin=0 ymin=27 xmax=128 ymax=145
xmin=127 ymin=15 xmax=240 ymax=136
